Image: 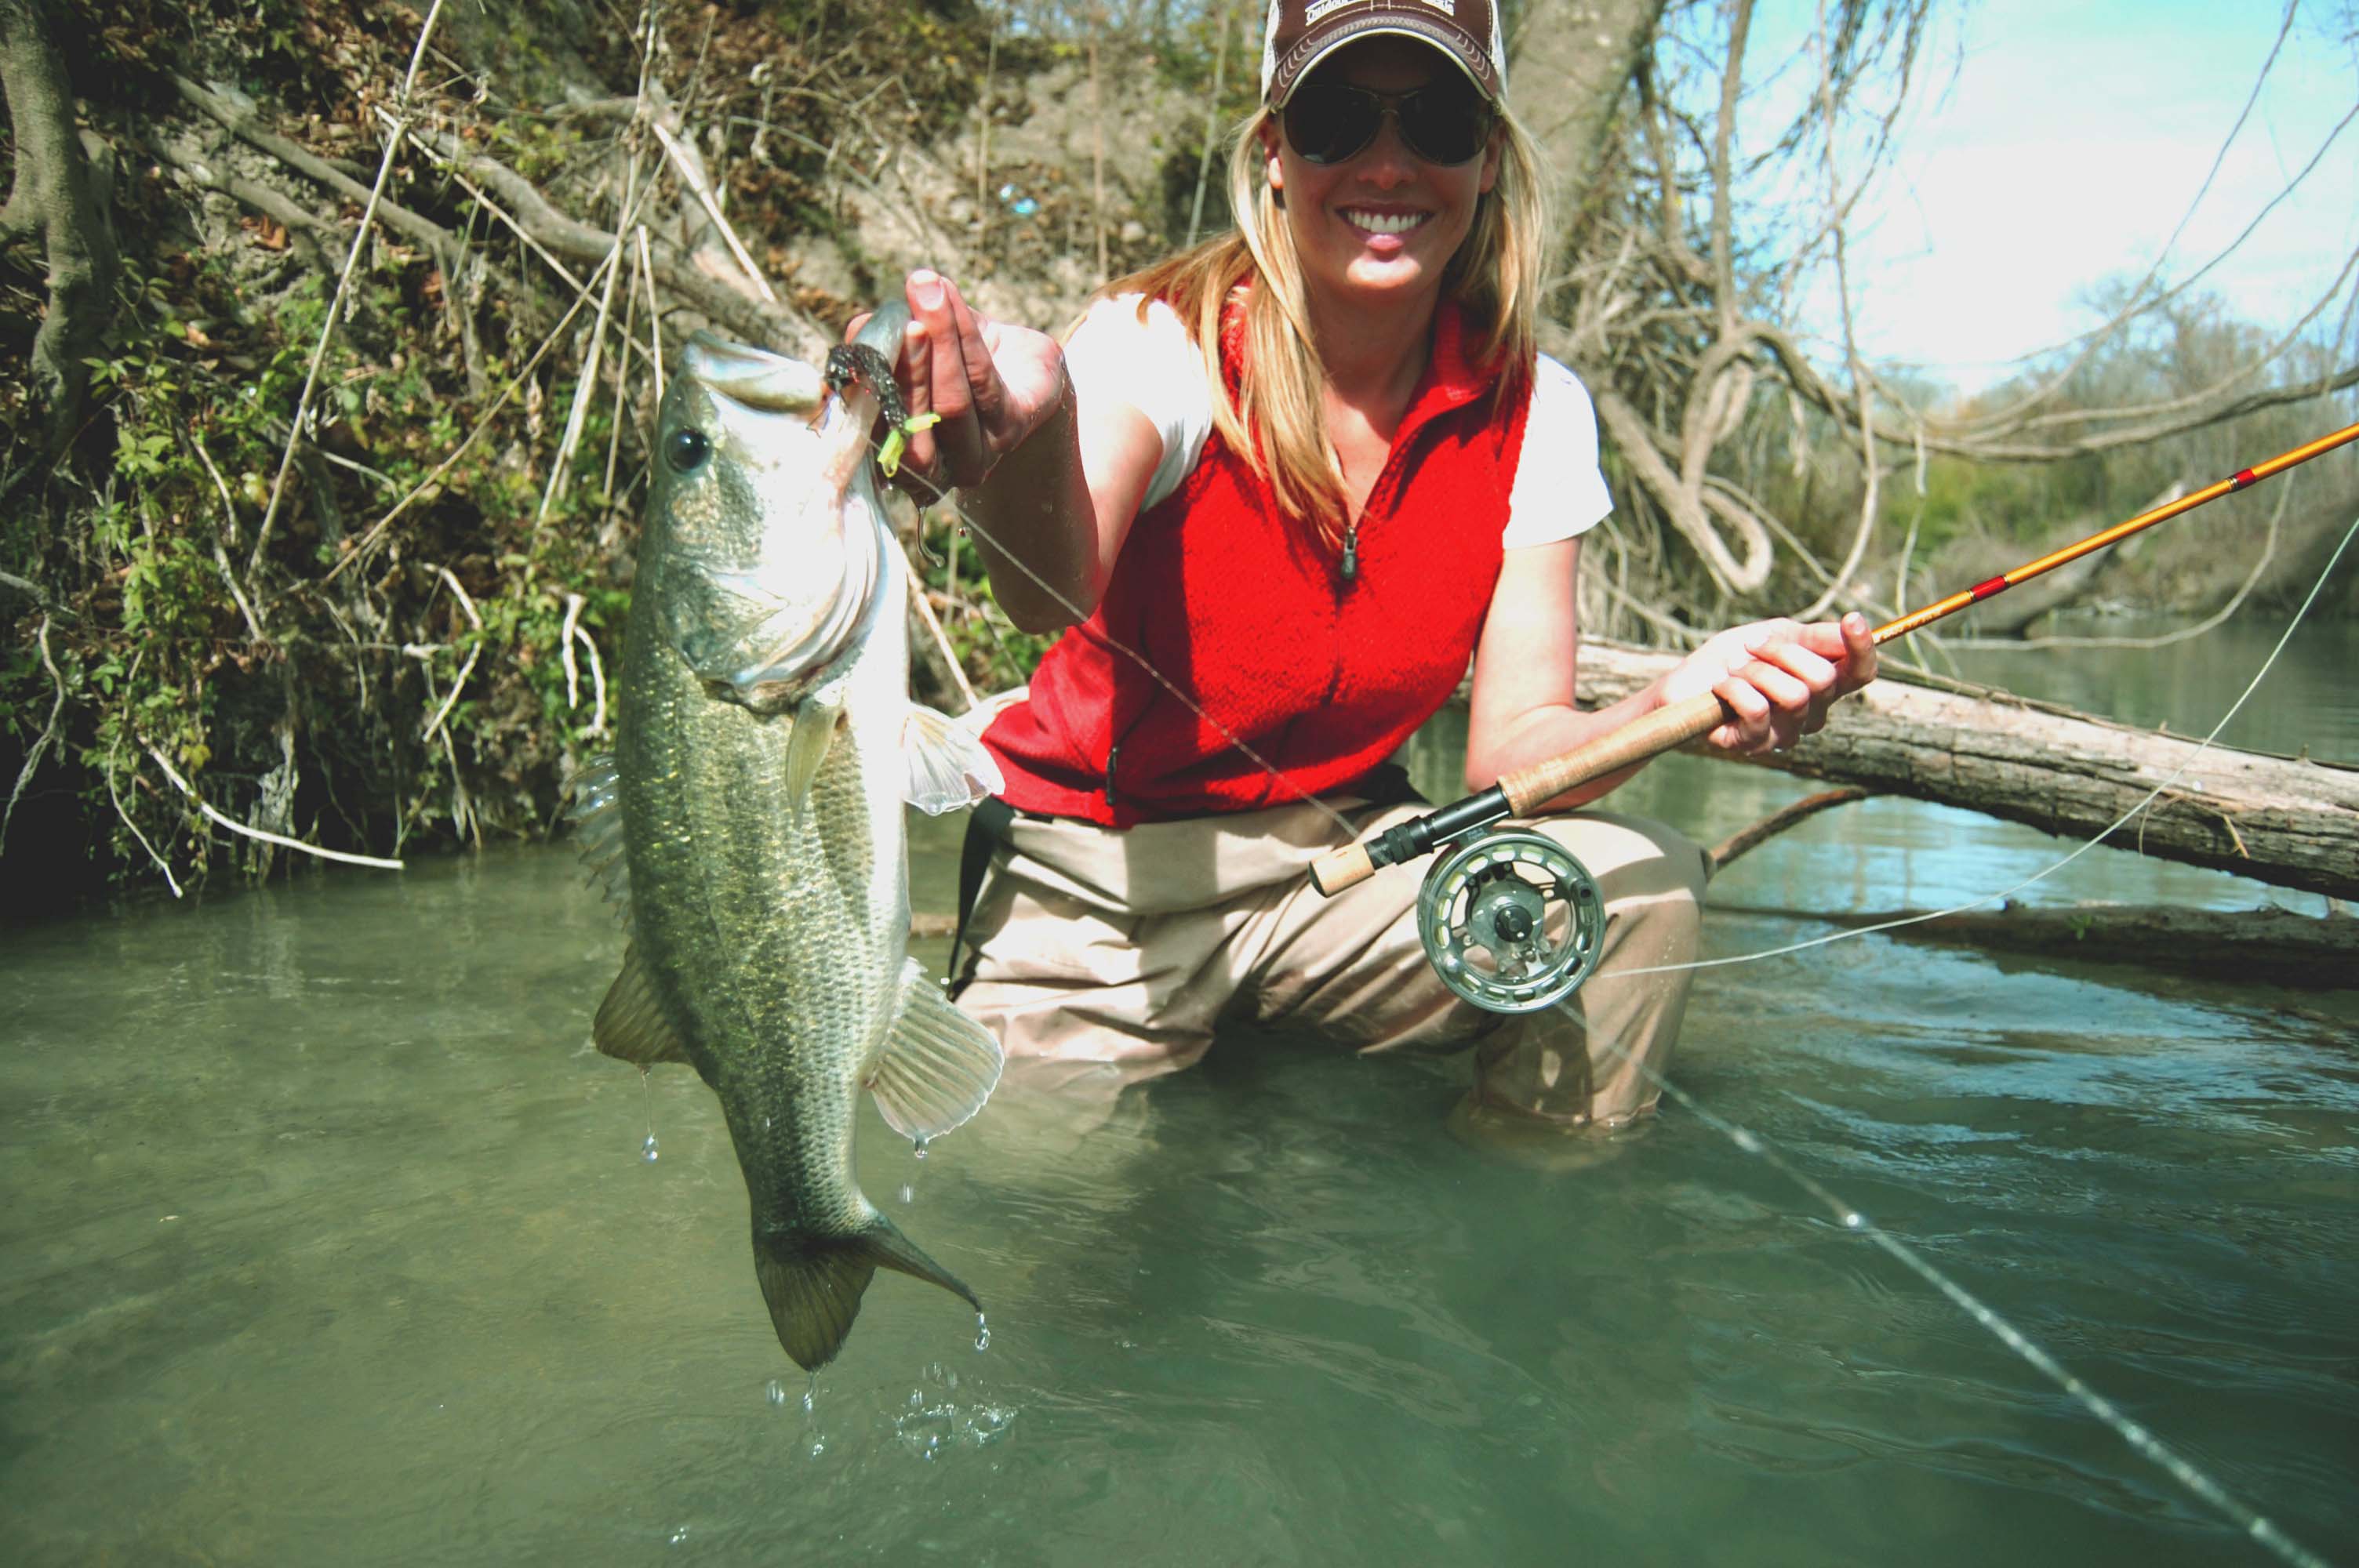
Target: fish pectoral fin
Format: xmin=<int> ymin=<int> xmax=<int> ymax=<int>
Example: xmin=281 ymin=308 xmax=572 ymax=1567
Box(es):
xmin=752 ymin=1218 xmax=980 ymax=1372
xmin=782 ymin=693 xmax=844 ymax=821
xmin=867 ymin=957 xmax=1005 ymax=1141
xmin=901 ymin=703 xmax=1006 ymax=815
xmin=593 ymin=944 xmax=694 ymax=1068
xmin=566 ymin=751 xmax=634 ymax=932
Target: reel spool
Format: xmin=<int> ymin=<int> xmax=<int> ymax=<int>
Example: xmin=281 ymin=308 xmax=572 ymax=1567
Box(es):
xmin=1416 ymin=829 xmax=1607 ymax=1014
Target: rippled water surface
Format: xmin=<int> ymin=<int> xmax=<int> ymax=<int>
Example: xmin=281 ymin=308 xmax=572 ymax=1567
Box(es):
xmin=4 ymin=619 xmax=2355 ymax=1566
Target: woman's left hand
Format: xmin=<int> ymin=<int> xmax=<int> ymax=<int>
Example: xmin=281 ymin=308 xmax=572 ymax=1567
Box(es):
xmin=1658 ymin=612 xmax=1880 ymax=754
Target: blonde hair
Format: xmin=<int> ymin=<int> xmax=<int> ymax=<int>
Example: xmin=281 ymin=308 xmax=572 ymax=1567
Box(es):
xmin=1099 ymin=103 xmax=1550 ymax=547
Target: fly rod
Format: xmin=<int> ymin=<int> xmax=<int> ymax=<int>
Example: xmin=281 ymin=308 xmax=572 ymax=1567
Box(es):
xmin=1310 ymin=419 xmax=2359 ymax=897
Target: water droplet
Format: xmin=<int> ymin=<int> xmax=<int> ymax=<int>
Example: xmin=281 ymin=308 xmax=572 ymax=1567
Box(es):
xmin=1843 ymin=1211 xmax=1865 ymax=1229
xmin=912 ymin=1135 xmax=929 ymax=1160
xmin=765 ymin=1378 xmax=787 ymax=1407
xmin=809 ymin=1437 xmax=826 ymax=1457
xmin=801 ymin=1388 xmax=814 ymax=1414
xmin=909 ymin=1389 xmax=924 ymax=1409
xmin=1731 ymin=1129 xmax=1762 ymax=1155
xmin=641 ymin=1134 xmax=660 ymax=1163
xmin=668 ymin=1526 xmax=691 ymax=1545
xmin=974 ymin=1313 xmax=990 ymax=1352
xmin=898 ymin=1183 xmax=914 ymax=1203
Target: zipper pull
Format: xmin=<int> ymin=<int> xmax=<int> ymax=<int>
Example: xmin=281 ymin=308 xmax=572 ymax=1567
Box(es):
xmin=1339 ymin=527 xmax=1359 ymax=583
xmin=1103 ymin=742 xmax=1120 ymax=808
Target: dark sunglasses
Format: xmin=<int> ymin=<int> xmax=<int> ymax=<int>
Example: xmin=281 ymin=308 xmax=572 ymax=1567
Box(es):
xmin=1281 ymin=80 xmax=1496 ymax=168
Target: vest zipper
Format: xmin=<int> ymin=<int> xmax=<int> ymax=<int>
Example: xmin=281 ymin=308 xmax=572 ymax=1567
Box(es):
xmin=1103 ymin=740 xmax=1120 ymax=808
xmin=1339 ymin=520 xmax=1360 ymax=583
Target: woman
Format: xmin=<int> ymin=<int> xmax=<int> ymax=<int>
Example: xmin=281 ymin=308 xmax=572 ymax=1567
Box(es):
xmin=865 ymin=0 xmax=1877 ymax=1134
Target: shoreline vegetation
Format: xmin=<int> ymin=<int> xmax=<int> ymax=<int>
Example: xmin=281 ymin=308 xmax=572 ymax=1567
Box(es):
xmin=4 ymin=0 xmax=2354 ymax=909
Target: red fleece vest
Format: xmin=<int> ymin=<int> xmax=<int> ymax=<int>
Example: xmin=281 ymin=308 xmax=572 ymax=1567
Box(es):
xmin=983 ymin=300 xmax=1532 ymax=826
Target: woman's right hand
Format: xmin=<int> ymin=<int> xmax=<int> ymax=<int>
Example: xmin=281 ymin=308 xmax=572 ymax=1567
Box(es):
xmin=848 ymin=270 xmax=1067 ymax=500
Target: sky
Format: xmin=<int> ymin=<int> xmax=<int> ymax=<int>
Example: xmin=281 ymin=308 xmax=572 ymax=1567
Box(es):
xmin=1748 ymin=0 xmax=2359 ymax=394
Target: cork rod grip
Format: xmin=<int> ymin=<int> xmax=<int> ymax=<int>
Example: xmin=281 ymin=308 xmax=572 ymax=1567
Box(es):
xmin=1307 ymin=841 xmax=1376 ymax=896
xmin=1498 ymin=691 xmax=1733 ymax=815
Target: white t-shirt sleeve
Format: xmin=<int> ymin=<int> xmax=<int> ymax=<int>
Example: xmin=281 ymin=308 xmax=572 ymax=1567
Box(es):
xmin=1060 ymin=294 xmax=1215 ymax=513
xmin=1501 ymin=353 xmax=1613 ymax=550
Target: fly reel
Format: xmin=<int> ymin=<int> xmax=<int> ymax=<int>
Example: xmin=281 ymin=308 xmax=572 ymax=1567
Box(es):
xmin=1416 ymin=828 xmax=1607 ymax=1014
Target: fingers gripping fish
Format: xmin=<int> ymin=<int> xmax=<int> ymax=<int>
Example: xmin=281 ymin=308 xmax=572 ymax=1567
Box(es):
xmin=572 ymin=303 xmax=1006 ymax=1370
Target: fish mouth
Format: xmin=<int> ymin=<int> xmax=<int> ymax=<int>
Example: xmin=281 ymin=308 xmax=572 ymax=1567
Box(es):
xmin=678 ymin=334 xmax=830 ymax=414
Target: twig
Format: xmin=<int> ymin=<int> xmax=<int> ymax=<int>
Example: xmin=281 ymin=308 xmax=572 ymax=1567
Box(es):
xmin=327 ymin=253 xmax=614 ymax=581
xmin=1707 ymin=786 xmax=1871 ymax=873
xmin=248 ymin=0 xmax=448 ymax=580
xmin=576 ymin=616 xmax=607 ymax=735
xmin=645 ymin=119 xmax=777 ymax=303
xmin=603 ymin=213 xmax=644 ymax=503
xmin=111 ymin=760 xmax=184 ymax=898
xmin=2 ymin=615 xmax=66 ymax=856
xmin=169 ymin=75 xmax=453 ymax=260
xmin=144 ymin=744 xmax=402 ymax=872
xmin=636 ymin=225 xmax=666 ymax=401
xmin=976 ymin=21 xmax=995 ymax=249
xmin=1794 ymin=0 xmax=1877 ymax=624
xmin=420 ymin=564 xmax=483 ymax=744
xmin=401 ymin=126 xmax=586 ymax=293
xmin=1186 ymin=0 xmax=1236 ymax=249
xmin=538 ymin=153 xmax=649 ymax=528
xmin=560 ymin=591 xmax=583 ymax=710
xmin=906 ymin=552 xmax=979 ymax=710
xmin=1088 ymin=26 xmax=1107 ymax=278
xmin=187 ymin=430 xmax=267 ymax=641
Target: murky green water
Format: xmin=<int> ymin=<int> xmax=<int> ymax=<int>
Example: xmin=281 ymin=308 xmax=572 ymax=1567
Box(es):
xmin=5 ymin=615 xmax=2355 ymax=1566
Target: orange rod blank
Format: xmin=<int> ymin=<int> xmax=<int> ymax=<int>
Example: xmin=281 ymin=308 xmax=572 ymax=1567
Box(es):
xmin=1876 ymin=421 xmax=2359 ymax=643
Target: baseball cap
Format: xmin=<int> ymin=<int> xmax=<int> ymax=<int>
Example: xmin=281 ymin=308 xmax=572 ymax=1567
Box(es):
xmin=1259 ymin=0 xmax=1508 ymax=108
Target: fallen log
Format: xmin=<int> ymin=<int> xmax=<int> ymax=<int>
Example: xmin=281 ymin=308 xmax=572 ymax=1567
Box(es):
xmin=1714 ymin=899 xmax=2359 ymax=989
xmin=1561 ymin=639 xmax=2359 ymax=902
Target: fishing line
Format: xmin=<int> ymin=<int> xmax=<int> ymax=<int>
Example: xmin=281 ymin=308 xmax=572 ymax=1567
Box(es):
xmin=1556 ymin=1036 xmax=2335 ymax=1568
xmin=861 ymin=400 xmax=2351 ymax=1564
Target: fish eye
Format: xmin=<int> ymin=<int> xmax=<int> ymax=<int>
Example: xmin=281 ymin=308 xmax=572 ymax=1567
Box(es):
xmin=665 ymin=427 xmax=712 ymax=475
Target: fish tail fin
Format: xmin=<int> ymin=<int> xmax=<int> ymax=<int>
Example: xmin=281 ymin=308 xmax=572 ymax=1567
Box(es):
xmin=751 ymin=1218 xmax=980 ymax=1371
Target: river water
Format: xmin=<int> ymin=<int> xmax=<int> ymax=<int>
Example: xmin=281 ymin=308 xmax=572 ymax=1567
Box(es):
xmin=4 ymin=616 xmax=2354 ymax=1566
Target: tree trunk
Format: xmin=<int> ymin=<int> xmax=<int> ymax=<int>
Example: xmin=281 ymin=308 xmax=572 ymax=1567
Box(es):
xmin=1507 ymin=0 xmax=1667 ymax=226
xmin=0 ymin=0 xmax=116 ymax=474
xmin=1561 ymin=638 xmax=2359 ymax=902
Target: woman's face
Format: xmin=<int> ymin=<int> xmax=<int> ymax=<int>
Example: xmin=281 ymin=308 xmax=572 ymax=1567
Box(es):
xmin=1259 ymin=36 xmax=1502 ymax=315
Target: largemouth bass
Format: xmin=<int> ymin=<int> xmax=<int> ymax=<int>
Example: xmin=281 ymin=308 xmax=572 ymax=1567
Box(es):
xmin=572 ymin=307 xmax=1005 ymax=1370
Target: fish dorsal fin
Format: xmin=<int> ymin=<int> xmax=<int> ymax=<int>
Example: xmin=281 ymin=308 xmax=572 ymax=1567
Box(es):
xmin=867 ymin=958 xmax=1004 ymax=1141
xmin=902 ymin=704 xmax=1005 ymax=815
xmin=594 ymin=943 xmax=693 ymax=1067
xmin=782 ymin=691 xmax=844 ymax=822
xmin=567 ymin=751 xmax=633 ymax=931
